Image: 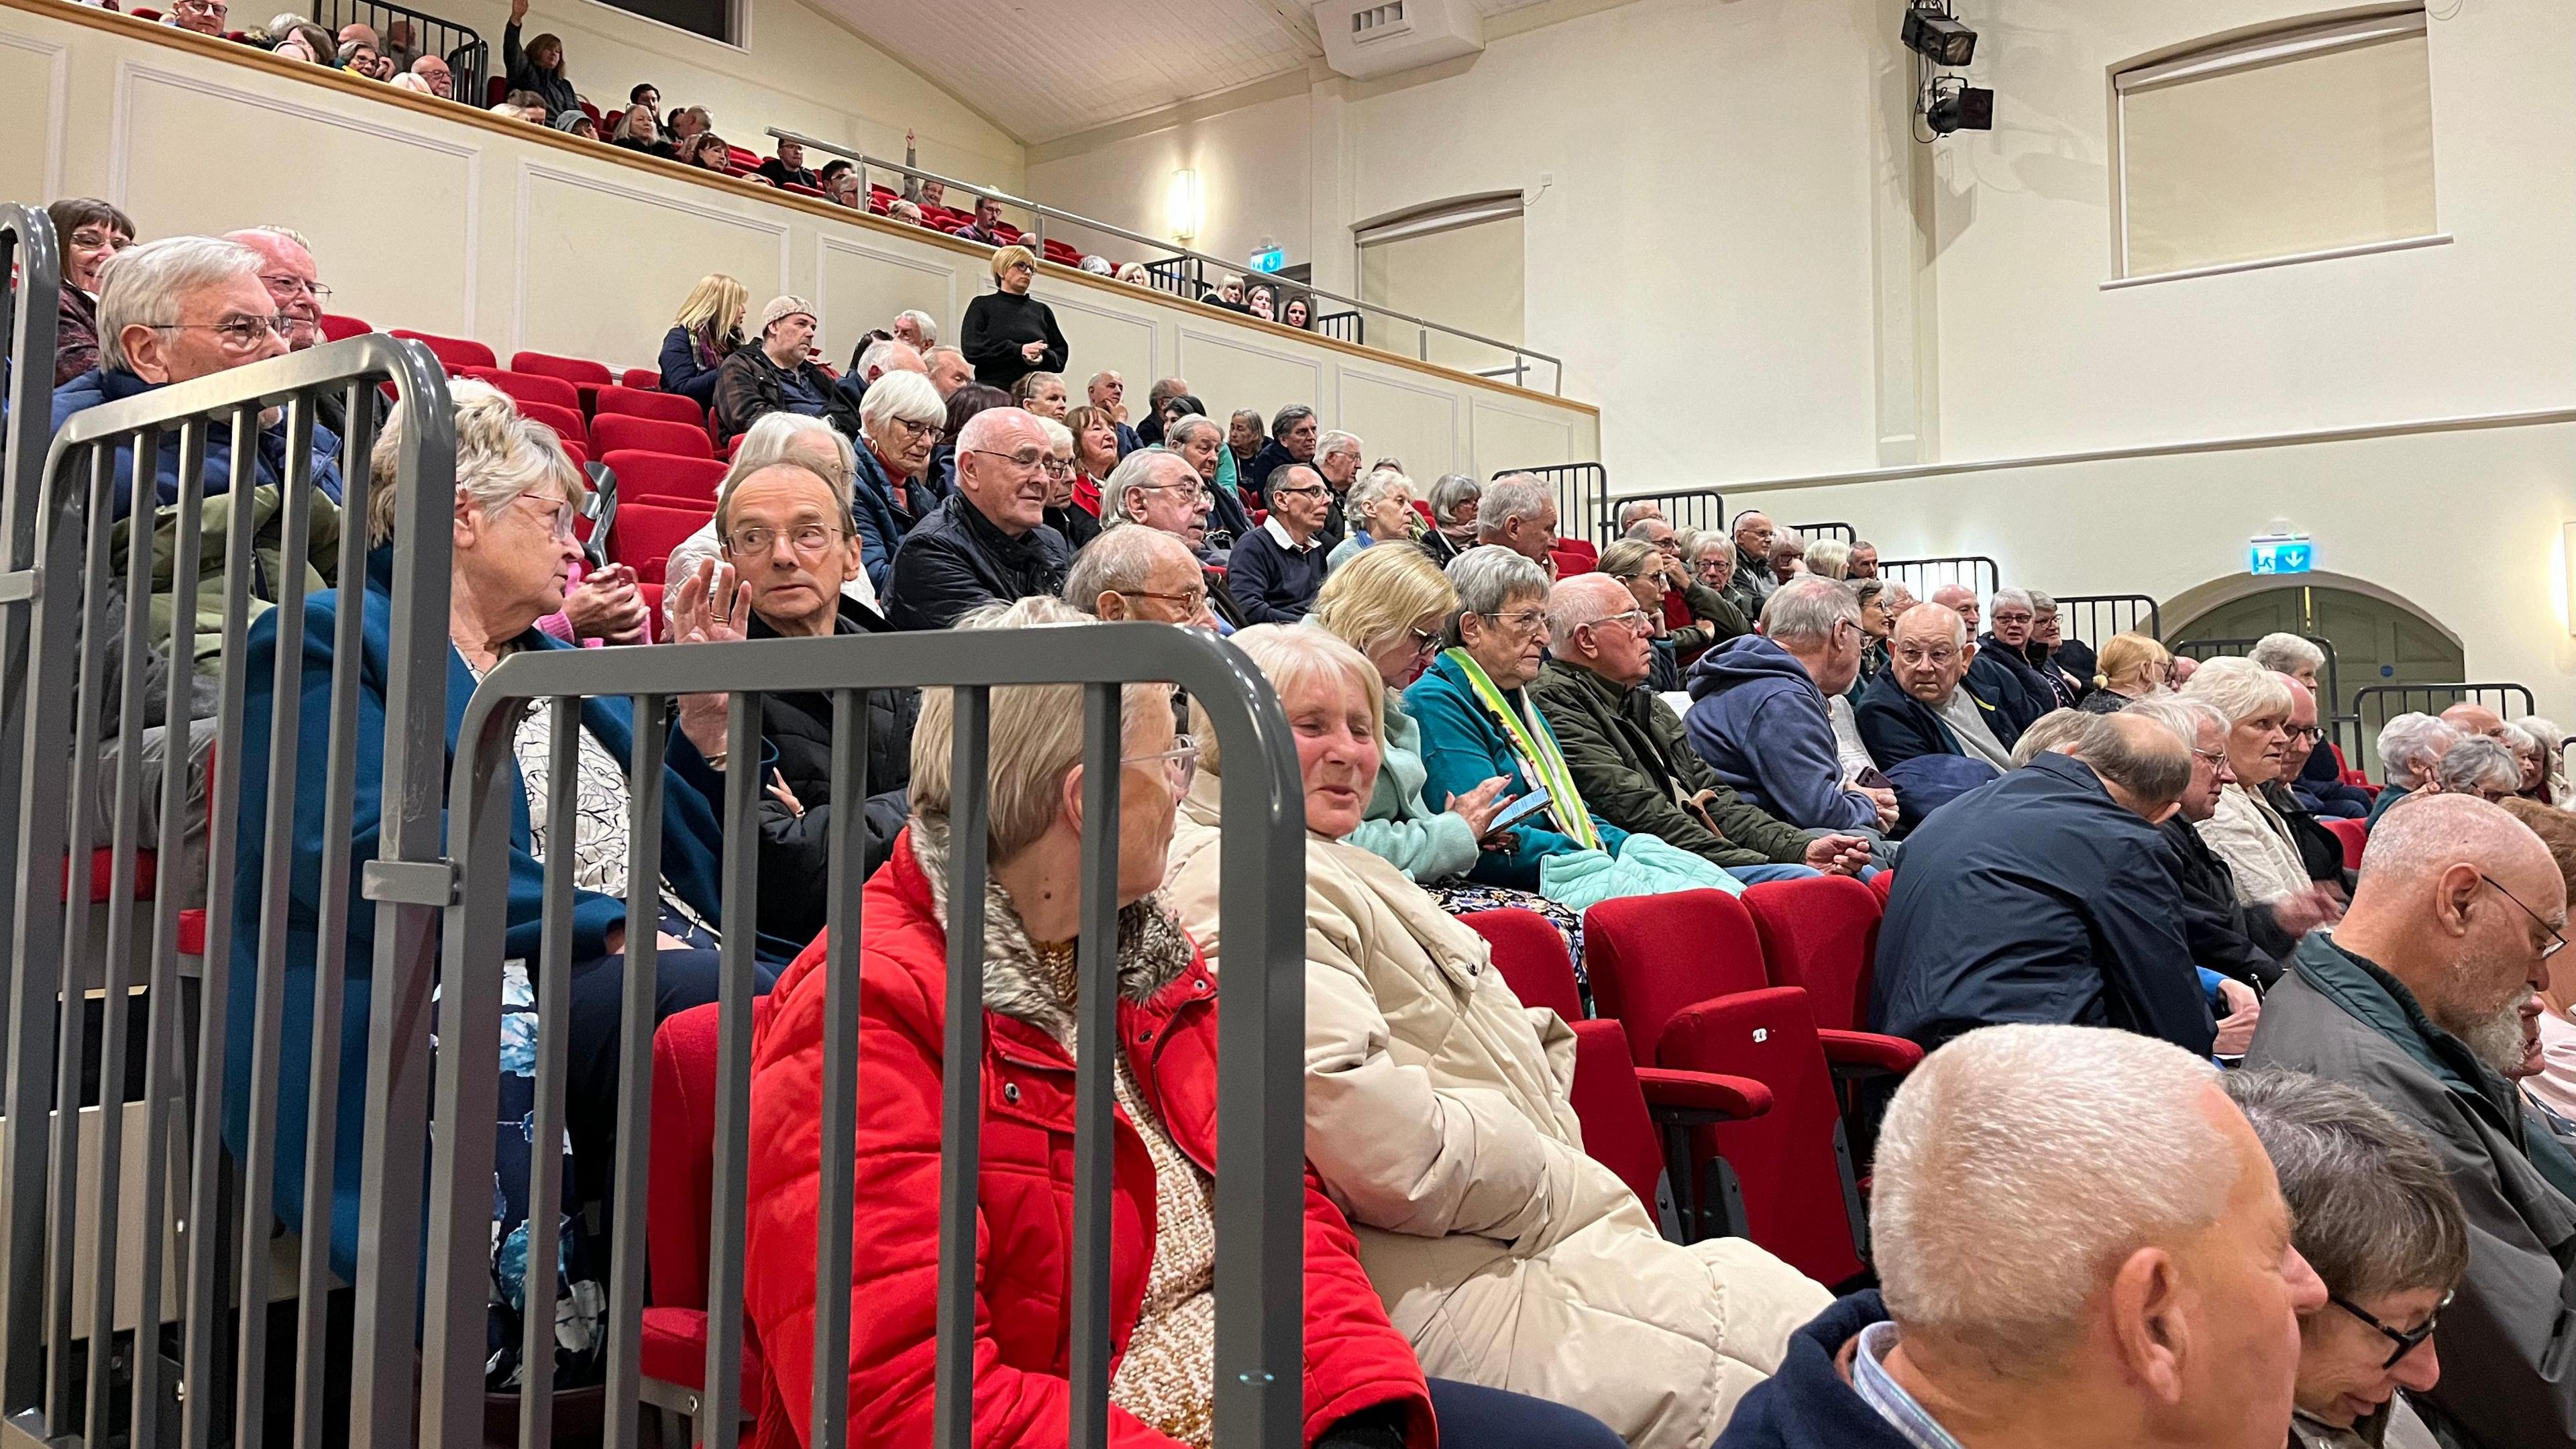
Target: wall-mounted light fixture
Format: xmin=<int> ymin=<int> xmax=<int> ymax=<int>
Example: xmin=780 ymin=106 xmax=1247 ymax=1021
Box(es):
xmin=1167 ymin=168 xmax=1203 ymax=243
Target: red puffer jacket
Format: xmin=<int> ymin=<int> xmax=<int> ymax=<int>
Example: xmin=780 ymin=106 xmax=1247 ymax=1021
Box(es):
xmin=741 ymin=825 xmax=1434 ymax=1448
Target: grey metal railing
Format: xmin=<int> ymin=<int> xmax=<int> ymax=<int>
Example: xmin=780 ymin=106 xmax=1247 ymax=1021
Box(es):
xmin=1877 ymin=555 xmax=2000 ymax=602
xmin=2349 ymin=682 xmax=2536 ymax=778
xmin=0 ymin=329 xmax=455 ymax=1449
xmin=1792 ymin=521 xmax=1856 ymax=544
xmin=427 ymin=624 xmax=1311 ymax=1449
xmin=766 ymin=129 xmax=1566 ymax=396
xmin=2051 ymin=594 xmax=2161 ymax=647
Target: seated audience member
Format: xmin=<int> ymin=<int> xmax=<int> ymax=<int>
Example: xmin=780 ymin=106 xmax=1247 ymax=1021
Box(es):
xmin=335 ymin=38 xmax=389 ymax=76
xmin=2248 ymin=632 xmax=2365 ymax=818
xmin=1845 ymin=539 xmax=1879 ymax=578
xmin=718 ymin=456 xmax=914 ymax=935
xmin=165 ymin=0 xmax=227 ymax=35
xmin=682 ymin=132 xmax=735 ymax=172
xmin=1327 ymin=466 xmax=1421 ymax=571
xmin=2438 ymin=734 xmax=2524 ymax=804
xmin=713 ymin=295 xmax=861 ymax=444
xmin=821 ymin=168 xmax=861 ymax=207
xmin=2002 ymin=708 xmax=2091 ymax=770
xmin=659 ymin=272 xmax=746 ymax=407
xmin=953 ymin=193 xmax=1009 ymax=246
xmin=1627 ymin=521 xmax=1747 ymax=657
xmin=2224 ymin=1071 xmax=2466 ymax=1449
xmin=1084 ymin=370 xmax=1139 ymax=454
xmin=1226 ymin=408 xmax=1269 ymax=500
xmin=831 ymin=335 xmax=924 ymax=415
xmin=1615 ymin=500 xmax=1668 ymax=533
xmin=2182 ymin=659 xmax=2322 ymax=908
xmin=388 ymin=71 xmax=434 ymax=93
xmin=837 ymin=368 xmax=943 ymax=596
xmin=1928 ymin=582 xmax=1980 ymax=635
xmin=1856 ymin=602 xmax=2012 ymax=778
xmin=274 ymin=23 xmax=337 ymax=62
xmin=2080 ymin=630 xmax=2171 ymax=713
xmin=1061 ymin=523 xmax=1217 ymax=629
xmin=1280 ymin=294 xmax=1310 ymax=328
xmin=45 ymin=197 xmax=134 ymax=386
xmin=1929 ymin=584 xmax=2044 ymax=741
xmin=1065 ymin=403 xmax=1120 ymax=517
xmin=504 ymin=89 xmax=553 ymax=124
xmin=1719 ymin=1024 xmax=2327 ymax=1449
xmin=2019 ymin=592 xmax=2089 ymax=706
xmin=1008 ymin=368 xmax=1069 ymax=419
xmin=1686 ymin=529 xmax=1743 ymax=598
xmin=1474 ymin=474 xmax=1561 ymax=574
xmin=1313 ymin=429 xmax=1364 ymax=547
xmin=1802 ymin=537 xmax=1850 ymax=581
xmin=1128 ymin=375 xmax=1185 ymax=445
xmin=409 ymin=53 xmax=452 ymax=95
xmin=1870 ymin=713 xmax=2216 ymax=1056
xmin=885 ymin=197 xmax=925 ymax=226
xmin=551 ymin=111 xmax=600 ymax=140
xmin=224 ymin=225 xmax=327 ymax=359
xmin=1421 ymin=472 xmax=1481 ymax=566
xmin=920 ymin=344 xmax=973 ymax=401
xmin=1165 ymin=625 xmax=1829 ymax=1448
xmin=2500 ymin=722 xmax=2549 ymax=805
xmin=664 ymin=413 xmax=875 ymax=619
xmin=609 ymin=104 xmax=674 ymax=156
xmin=1535 ymin=574 xmax=1869 ymax=883
xmin=755 ymin=137 xmax=819 ymax=189
xmin=225 ymin=384 xmax=765 ymax=1381
xmin=2265 ymin=679 xmax=2364 ymax=888
xmin=1593 ymin=542 xmax=1721 ymax=688
xmin=1114 ymin=259 xmax=1150 ymax=284
xmin=2246 ymin=793 xmax=2576 ymax=1448
xmin=1244 ymin=282 xmax=1277 ymax=321
xmin=2443 ymin=701 xmax=2508 ymax=740
xmin=628 ymin=81 xmax=660 ymax=123
xmin=2502 ymin=798 xmax=2576 ymax=1128
xmin=500 ymin=0 xmax=577 ymax=120
xmin=1684 ymin=580 xmax=1894 ymax=835
xmin=2370 ymin=712 xmax=2462 ymax=825
xmin=959 ymin=246 xmax=1065 ymax=390
xmin=1850 ymin=577 xmax=1895 ymax=685
xmin=1980 ymin=588 xmax=2070 ymax=711
xmin=1100 ymin=449 xmax=1239 ymax=626
xmin=921 ymin=381 xmax=1006 ymax=506
xmin=665 ymin=105 xmax=710 ymax=147
xmin=885 ymin=308 xmax=938 ymax=354
xmin=1161 ymin=411 xmax=1254 ymax=553
xmin=1721 ymin=511 xmax=1778 ymax=618
xmin=2125 ymin=696 xmax=2332 ymax=996
xmin=888 ymin=407 xmax=1071 ymax=629
xmin=1226 ymin=464 xmax=1332 ymax=623
xmin=1248 ymin=405 xmax=1319 ymax=502
xmin=1766 ymin=530 xmax=1806 ymax=586
xmin=2516 ymin=715 xmax=2575 ymax=806
xmin=1034 ymin=418 xmax=1097 ymax=549
xmin=740 ymin=596 xmax=1474 ymax=1449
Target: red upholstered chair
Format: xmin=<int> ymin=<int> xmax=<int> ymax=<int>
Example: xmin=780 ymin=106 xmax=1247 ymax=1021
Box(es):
xmin=595 ymin=386 xmax=708 ymax=429
xmin=1585 ymin=890 xmax=1871 ymax=1285
xmin=603 ymin=449 xmax=726 ymax=506
xmin=608 ymin=502 xmax=713 ymax=582
xmin=515 ymin=399 xmax=591 ymax=451
xmin=456 ymin=366 xmax=583 ymax=415
xmin=388 ymin=329 xmax=496 ymax=371
xmin=1461 ymin=908 xmax=1582 ymax=1022
xmin=593 ymin=414 xmax=715 ymax=460
xmin=510 ymin=352 xmax=611 ymax=388
xmin=1555 ymin=538 xmax=1599 ymax=573
xmin=317 ymin=313 xmax=372 ymax=342
xmin=2326 ymin=817 xmax=2369 ymax=871
xmin=1740 ymin=875 xmax=1921 ymax=1075
xmin=1867 ymin=867 xmax=1896 ymax=908
xmin=643 ymin=1004 xmax=766 ymax=1424
xmin=621 ymin=368 xmax=663 ymax=391
xmin=1550 ymin=549 xmax=1593 ymax=578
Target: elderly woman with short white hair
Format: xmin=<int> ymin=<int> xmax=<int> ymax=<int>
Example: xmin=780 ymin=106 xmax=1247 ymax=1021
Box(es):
xmin=2516 ymin=715 xmax=2574 ymax=806
xmin=1802 ymin=537 xmax=1851 ymax=581
xmin=1421 ymin=472 xmax=1481 ymax=566
xmin=2182 ymin=657 xmax=2315 ymax=906
xmin=1326 ymin=466 xmax=1421 ymax=572
xmin=663 ymin=412 xmax=873 ymax=616
xmin=1162 ymin=623 xmax=1827 ymax=1449
xmin=2436 ymin=735 xmax=2524 ymax=804
xmin=1033 ymin=415 xmax=1098 ymax=549
xmin=2370 ymin=712 xmax=2462 ymax=825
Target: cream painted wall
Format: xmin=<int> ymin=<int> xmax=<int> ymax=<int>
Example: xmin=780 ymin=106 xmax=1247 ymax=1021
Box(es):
xmin=433 ymin=0 xmax=1024 ymax=193
xmin=3 ymin=0 xmax=1594 ymax=472
xmin=1022 ymin=83 xmax=1312 ymax=275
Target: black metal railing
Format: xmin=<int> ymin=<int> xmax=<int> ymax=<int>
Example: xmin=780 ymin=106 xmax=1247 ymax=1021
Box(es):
xmin=1142 ymin=255 xmax=1205 ymax=301
xmin=1792 ymin=521 xmax=1856 ymax=544
xmin=308 ymin=0 xmax=487 ymax=105
xmin=1877 ymin=555 xmax=2000 ymax=602
xmin=2349 ymin=682 xmax=2538 ymax=777
xmin=1312 ymin=309 xmax=1366 ymax=346
xmin=2052 ymin=594 xmax=2161 ymax=647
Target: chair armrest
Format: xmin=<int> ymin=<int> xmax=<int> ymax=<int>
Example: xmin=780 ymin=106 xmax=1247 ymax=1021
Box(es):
xmin=1817 ymin=1028 xmax=1923 ymax=1077
xmin=1635 ymin=1067 xmax=1772 ymax=1122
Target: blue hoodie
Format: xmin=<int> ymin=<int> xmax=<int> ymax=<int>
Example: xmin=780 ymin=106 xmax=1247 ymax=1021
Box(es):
xmin=1683 ymin=635 xmax=1880 ymax=831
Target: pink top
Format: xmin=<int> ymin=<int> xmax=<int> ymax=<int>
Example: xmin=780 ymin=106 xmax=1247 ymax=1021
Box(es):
xmin=2526 ymin=1004 xmax=2576 ymax=1124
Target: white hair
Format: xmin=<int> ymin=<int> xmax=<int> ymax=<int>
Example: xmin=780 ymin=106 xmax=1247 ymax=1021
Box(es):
xmin=366 ymin=379 xmax=580 ymax=547
xmin=2438 ymin=736 xmax=2523 ymax=796
xmin=1063 ymin=523 xmax=1194 ymax=610
xmin=94 ymin=235 xmax=266 ymax=372
xmin=1988 ymin=587 xmax=2034 ymax=616
xmin=895 ymin=309 xmax=939 ymax=345
xmin=2180 ymin=655 xmax=2294 ymax=725
xmin=1197 ymin=623 xmax=1381 ymax=779
xmin=2248 ymin=632 xmax=2325 ymax=676
xmin=1874 ymin=1024 xmax=2227 ymax=1371
xmin=1544 ymin=573 xmax=1633 ymax=643
xmin=1316 ymin=429 xmax=1362 ymax=461
xmin=2377 ymin=713 xmax=2461 ymax=785
xmin=1892 ymin=600 xmax=1968 ymax=649
xmin=1446 ymin=544 xmax=1550 ymax=619
xmin=1101 ymin=447 xmax=1195 ymax=526
xmin=1476 ymin=476 xmax=1552 ymax=537
xmin=715 ymin=412 xmax=855 ymax=528
xmin=2120 ymin=694 xmax=2229 ymax=753
xmin=1614 ymin=500 xmax=1664 ymax=531
xmin=1803 ymin=537 xmax=1851 ymax=580
xmin=1760 ymin=576 xmax=1859 ymax=648
xmin=859 ymin=367 xmax=945 ymax=429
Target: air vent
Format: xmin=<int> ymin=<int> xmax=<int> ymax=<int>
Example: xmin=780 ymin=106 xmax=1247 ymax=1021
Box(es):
xmin=1351 ymin=1 xmax=1411 ymax=42
xmin=1317 ymin=0 xmax=1483 ymax=78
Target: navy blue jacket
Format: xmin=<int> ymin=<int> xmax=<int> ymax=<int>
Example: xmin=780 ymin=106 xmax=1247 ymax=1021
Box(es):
xmin=1870 ymin=751 xmax=2214 ymax=1056
xmin=54 ymin=366 xmax=345 ymax=517
xmin=657 ymin=324 xmax=727 ymax=408
xmin=1113 ymin=421 xmax=1142 ymax=458
xmin=1966 ymin=642 xmax=2045 ymax=743
xmin=1851 ymin=667 xmax=1962 ymax=772
xmin=2294 ymin=742 xmax=2373 ymax=818
xmin=219 ymin=550 xmax=765 ymax=1281
xmin=848 ymin=441 xmax=924 ymax=596
xmin=1246 ymin=439 xmax=1300 ymax=503
xmin=1715 ymin=1293 xmax=1915 ymax=1449
xmin=1682 ymin=635 xmax=1880 ymax=831
xmin=1224 ymin=521 xmax=1328 ymax=624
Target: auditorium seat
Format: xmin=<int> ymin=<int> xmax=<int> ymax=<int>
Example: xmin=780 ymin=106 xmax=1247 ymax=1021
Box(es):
xmin=2326 ymin=816 xmax=2369 ymax=871
xmin=1741 ymin=875 xmax=1921 ymax=1079
xmin=644 ymin=1004 xmax=767 ymax=1421
xmin=1556 ymin=538 xmax=1599 ymax=573
xmin=603 ymin=449 xmax=725 ymax=506
xmin=595 ymin=386 xmax=707 ymax=429
xmin=317 ymin=313 xmax=371 ymax=342
xmin=621 ymin=368 xmax=663 ymax=391
xmin=1550 ymin=549 xmax=1592 ymax=578
xmin=514 ymin=398 xmax=590 ymax=449
xmin=593 ymin=414 xmax=715 ymax=460
xmin=608 ymin=502 xmax=712 ymax=581
xmin=390 ymin=329 xmax=496 ymax=371
xmin=511 ymin=352 xmax=614 ymax=411
xmin=458 ymin=366 xmax=582 ymax=415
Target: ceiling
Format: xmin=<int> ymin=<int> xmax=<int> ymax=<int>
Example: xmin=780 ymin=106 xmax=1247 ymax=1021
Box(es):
xmin=824 ymin=0 xmax=1565 ymax=146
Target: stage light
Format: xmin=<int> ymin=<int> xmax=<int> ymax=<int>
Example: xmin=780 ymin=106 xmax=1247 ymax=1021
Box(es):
xmin=1903 ymin=6 xmax=1976 ymax=67
xmin=1927 ymin=83 xmax=1994 ymax=135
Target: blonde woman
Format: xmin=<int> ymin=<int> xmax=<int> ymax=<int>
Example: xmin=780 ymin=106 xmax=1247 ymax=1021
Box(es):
xmin=659 ymin=272 xmax=746 ymax=407
xmin=1803 ymin=536 xmax=1851 ymax=580
xmin=959 ymin=244 xmax=1066 ymax=389
xmin=2079 ymin=631 xmax=2172 ymax=714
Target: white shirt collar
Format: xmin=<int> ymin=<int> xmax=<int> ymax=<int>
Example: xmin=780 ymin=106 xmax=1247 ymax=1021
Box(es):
xmin=1264 ymin=514 xmax=1316 ymax=553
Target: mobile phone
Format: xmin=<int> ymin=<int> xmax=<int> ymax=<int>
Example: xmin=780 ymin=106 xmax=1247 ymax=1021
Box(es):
xmin=1488 ymin=788 xmax=1553 ymax=835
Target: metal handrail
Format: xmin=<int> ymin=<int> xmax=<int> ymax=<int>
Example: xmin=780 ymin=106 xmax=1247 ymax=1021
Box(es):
xmin=2050 ymin=594 xmax=2161 ymax=647
xmin=307 ymin=0 xmax=488 ymax=104
xmin=766 ymin=128 xmax=1566 ymax=396
xmin=1877 ymin=555 xmax=2001 ymax=601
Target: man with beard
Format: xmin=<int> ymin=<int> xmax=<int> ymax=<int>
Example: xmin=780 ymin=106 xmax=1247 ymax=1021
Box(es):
xmin=2248 ymin=792 xmax=2576 ymax=1449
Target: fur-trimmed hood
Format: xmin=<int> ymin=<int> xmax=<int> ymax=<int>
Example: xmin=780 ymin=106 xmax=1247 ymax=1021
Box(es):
xmin=905 ymin=814 xmax=1195 ymax=1046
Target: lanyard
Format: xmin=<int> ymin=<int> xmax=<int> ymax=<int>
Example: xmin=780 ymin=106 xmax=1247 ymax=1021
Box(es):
xmin=1444 ymin=649 xmax=1600 ymax=851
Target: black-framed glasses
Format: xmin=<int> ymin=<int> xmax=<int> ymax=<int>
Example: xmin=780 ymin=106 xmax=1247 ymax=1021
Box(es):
xmin=2478 ymin=873 xmax=2567 ymax=958
xmin=2286 ymin=723 xmax=2325 ymax=744
xmin=2330 ymin=1291 xmax=2449 ymax=1369
xmin=1405 ymin=625 xmax=1440 ymax=656
xmin=722 ymin=523 xmax=845 ymax=557
xmin=888 ymin=417 xmax=944 ymax=443
xmin=1273 ymin=484 xmax=1329 ymax=500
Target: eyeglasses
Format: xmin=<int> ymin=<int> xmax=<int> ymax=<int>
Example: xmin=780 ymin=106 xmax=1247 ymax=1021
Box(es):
xmin=969 ymin=447 xmax=1049 ymax=473
xmin=1583 ymin=609 xmax=1655 ymax=636
xmin=514 ymin=494 xmax=580 ymax=541
xmin=2330 ymin=1291 xmax=2450 ymax=1370
xmin=1123 ymin=735 xmax=1201 ymax=790
xmin=722 ymin=523 xmax=845 ymax=557
xmin=1114 ymin=587 xmax=1210 ymax=614
xmin=68 ymin=228 xmax=132 ymax=252
xmin=1477 ymin=608 xmax=1548 ymax=635
xmin=2479 ymin=872 xmax=2567 ymax=958
xmin=887 ymin=417 xmax=944 ymax=443
xmin=1039 ymin=456 xmax=1076 ymax=478
xmin=1273 ymin=484 xmax=1330 ymax=500
xmin=259 ymin=274 xmax=333 ymax=301
xmin=1895 ymin=649 xmax=1961 ymax=666
xmin=149 ymin=315 xmax=293 ymax=350
xmin=173 ymin=0 xmax=226 ymax=13
xmin=2286 ymin=724 xmax=2324 ymax=744
xmin=1406 ymin=625 xmax=1441 ymax=657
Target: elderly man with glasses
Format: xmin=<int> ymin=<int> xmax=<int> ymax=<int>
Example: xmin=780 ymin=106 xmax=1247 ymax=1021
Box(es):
xmin=1226 ymin=462 xmax=1333 ymax=624
xmin=887 ymin=405 xmax=1072 ymax=630
xmin=1531 ymin=574 xmax=1872 ymax=882
xmin=164 ymin=0 xmax=227 ymax=36
xmin=1099 ymin=448 xmax=1246 ymax=629
xmin=2247 ymin=792 xmax=2576 ymax=1449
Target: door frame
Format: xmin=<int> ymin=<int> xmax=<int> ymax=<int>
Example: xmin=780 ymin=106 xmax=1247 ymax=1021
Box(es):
xmin=2161 ymin=568 xmax=2461 ymax=648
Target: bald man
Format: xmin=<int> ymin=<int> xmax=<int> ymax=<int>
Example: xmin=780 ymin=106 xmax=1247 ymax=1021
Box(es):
xmin=2248 ymin=793 xmax=2576 ymax=1446
xmin=886 ymin=406 xmax=1071 ymax=630
xmin=2443 ymin=701 xmax=2508 ymax=739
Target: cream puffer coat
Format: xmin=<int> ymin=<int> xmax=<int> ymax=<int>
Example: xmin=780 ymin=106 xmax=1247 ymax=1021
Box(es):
xmin=1163 ymin=776 xmax=1830 ymax=1448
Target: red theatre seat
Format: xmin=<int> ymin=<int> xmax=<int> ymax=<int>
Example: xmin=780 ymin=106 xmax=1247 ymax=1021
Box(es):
xmin=389 ymin=329 xmax=496 ymax=371
xmin=1741 ymin=875 xmax=1919 ymax=1072
xmin=511 ymin=352 xmax=614 ymax=414
xmin=644 ymin=1004 xmax=767 ymax=1414
xmin=456 ymin=366 xmax=582 ymax=415
xmin=608 ymin=502 xmax=712 ymax=582
xmin=594 ymin=386 xmax=708 ymax=429
xmin=603 ymin=449 xmax=727 ymax=506
xmin=1461 ymin=908 xmax=1583 ymax=1022
xmin=621 ymin=368 xmax=663 ymax=392
xmin=317 ymin=313 xmax=372 ymax=342
xmin=592 ymin=414 xmax=715 ymax=460
xmin=2326 ymin=816 xmax=2369 ymax=871
xmin=514 ymin=399 xmax=590 ymax=451
xmin=1555 ymin=538 xmax=1599 ymax=573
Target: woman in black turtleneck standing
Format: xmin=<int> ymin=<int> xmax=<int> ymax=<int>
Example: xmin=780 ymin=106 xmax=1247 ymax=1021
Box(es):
xmin=958 ymin=245 xmax=1068 ymax=390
